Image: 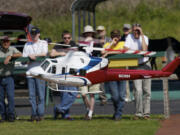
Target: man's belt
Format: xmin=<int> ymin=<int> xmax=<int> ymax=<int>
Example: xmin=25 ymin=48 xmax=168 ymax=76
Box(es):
xmin=0 ymin=75 xmax=12 ymax=78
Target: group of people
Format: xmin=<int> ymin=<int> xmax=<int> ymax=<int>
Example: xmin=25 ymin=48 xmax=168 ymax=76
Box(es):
xmin=0 ymin=23 xmax=151 ymax=122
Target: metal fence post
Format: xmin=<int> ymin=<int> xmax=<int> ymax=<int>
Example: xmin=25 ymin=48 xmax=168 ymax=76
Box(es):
xmin=125 ymin=66 xmax=131 ymax=102
xmin=163 ymin=77 xmax=170 ymax=119
xmin=72 ymin=10 xmax=76 ymax=41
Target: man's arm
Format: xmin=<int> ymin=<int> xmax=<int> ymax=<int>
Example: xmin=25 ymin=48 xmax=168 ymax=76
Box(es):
xmin=4 ymin=50 xmax=22 ymax=65
xmin=12 ymin=52 xmax=22 ymax=58
xmin=136 ymin=27 xmax=148 ymax=51
xmin=11 ymin=48 xmax=22 ymax=57
xmin=123 ymin=46 xmax=129 ymax=50
xmin=141 ymin=36 xmax=148 ymax=51
xmin=22 ymin=44 xmax=29 ymax=57
xmin=34 ymin=53 xmax=47 ymax=57
xmin=49 ymin=49 xmax=66 ymax=57
xmin=102 ymin=51 xmax=121 ymax=58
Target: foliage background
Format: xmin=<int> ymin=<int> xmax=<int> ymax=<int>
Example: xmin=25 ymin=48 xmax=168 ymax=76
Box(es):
xmin=0 ymin=0 xmax=180 ymax=41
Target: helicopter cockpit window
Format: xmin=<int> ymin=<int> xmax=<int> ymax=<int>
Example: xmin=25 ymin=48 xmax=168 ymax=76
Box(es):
xmin=41 ymin=60 xmax=50 ymax=71
xmin=51 ymin=60 xmax=57 ymax=63
xmin=80 ymin=58 xmax=85 ymax=64
xmin=47 ymin=67 xmax=52 ymax=73
xmin=52 ymin=65 xmax=56 ymax=74
xmin=69 ymin=68 xmax=77 ymax=75
xmin=79 ymin=69 xmax=86 ymax=76
xmin=47 ymin=65 xmax=56 ymax=74
xmin=62 ymin=67 xmax=66 ymax=74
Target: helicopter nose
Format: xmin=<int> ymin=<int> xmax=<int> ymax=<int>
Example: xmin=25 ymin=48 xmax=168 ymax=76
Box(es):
xmin=26 ymin=66 xmax=45 ymax=77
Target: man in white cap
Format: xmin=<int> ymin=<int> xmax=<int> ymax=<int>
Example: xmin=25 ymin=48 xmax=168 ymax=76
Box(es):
xmin=124 ymin=23 xmax=151 ymax=120
xmin=96 ymin=25 xmax=111 ymax=105
xmin=121 ymin=24 xmax=131 ymax=41
xmin=82 ymin=25 xmax=95 ymax=42
xmin=0 ymin=36 xmax=22 ymax=122
xmin=96 ymin=25 xmax=111 ymax=45
xmin=79 ymin=25 xmax=101 ymax=120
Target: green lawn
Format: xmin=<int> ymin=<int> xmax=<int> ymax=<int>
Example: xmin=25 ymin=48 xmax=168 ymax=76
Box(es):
xmin=0 ymin=115 xmax=163 ymax=135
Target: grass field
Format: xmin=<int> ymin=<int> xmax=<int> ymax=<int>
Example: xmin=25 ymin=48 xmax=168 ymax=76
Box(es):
xmin=0 ymin=115 xmax=163 ymax=135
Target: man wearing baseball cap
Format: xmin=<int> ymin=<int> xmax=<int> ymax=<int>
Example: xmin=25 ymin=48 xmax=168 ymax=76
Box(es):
xmin=0 ymin=36 xmax=22 ymax=122
xmin=96 ymin=25 xmax=111 ymax=44
xmin=96 ymin=25 xmax=111 ymax=105
xmin=121 ymin=24 xmax=131 ymax=41
xmin=23 ymin=27 xmax=48 ymax=121
xmin=124 ymin=23 xmax=151 ymax=120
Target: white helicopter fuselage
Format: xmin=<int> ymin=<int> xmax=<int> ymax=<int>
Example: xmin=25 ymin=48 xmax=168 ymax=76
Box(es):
xmin=27 ymin=51 xmax=108 ymax=86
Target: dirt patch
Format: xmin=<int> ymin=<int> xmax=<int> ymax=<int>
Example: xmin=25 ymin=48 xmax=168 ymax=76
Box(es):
xmin=156 ymin=114 xmax=180 ymax=135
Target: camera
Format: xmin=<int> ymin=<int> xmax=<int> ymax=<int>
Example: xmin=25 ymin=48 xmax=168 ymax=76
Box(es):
xmin=135 ymin=29 xmax=140 ymax=34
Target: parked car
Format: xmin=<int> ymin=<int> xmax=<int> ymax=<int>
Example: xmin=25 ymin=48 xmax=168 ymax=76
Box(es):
xmin=0 ymin=11 xmax=32 ymax=88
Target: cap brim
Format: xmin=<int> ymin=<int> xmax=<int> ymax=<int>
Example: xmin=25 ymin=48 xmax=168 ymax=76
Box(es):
xmin=83 ymin=31 xmax=95 ymax=34
xmin=96 ymin=28 xmax=105 ymax=31
xmin=31 ymin=32 xmax=40 ymax=35
xmin=123 ymin=27 xmax=130 ymax=29
xmin=2 ymin=38 xmax=10 ymax=41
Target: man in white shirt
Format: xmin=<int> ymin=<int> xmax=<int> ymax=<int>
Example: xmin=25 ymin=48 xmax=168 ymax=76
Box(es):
xmin=23 ymin=27 xmax=48 ymax=121
xmin=124 ymin=24 xmax=151 ymax=120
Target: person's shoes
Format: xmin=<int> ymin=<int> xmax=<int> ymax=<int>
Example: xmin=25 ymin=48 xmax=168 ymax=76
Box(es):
xmin=125 ymin=98 xmax=131 ymax=103
xmin=8 ymin=116 xmax=15 ymax=122
xmin=54 ymin=108 xmax=62 ymax=120
xmin=37 ymin=116 xmax=44 ymax=121
xmin=0 ymin=115 xmax=7 ymax=122
xmin=0 ymin=119 xmax=6 ymax=123
xmin=85 ymin=115 xmax=92 ymax=120
xmin=29 ymin=116 xmax=37 ymax=122
xmin=100 ymin=100 xmax=107 ymax=106
xmin=114 ymin=117 xmax=121 ymax=121
xmin=63 ymin=117 xmax=74 ymax=121
xmin=112 ymin=115 xmax=121 ymax=121
xmin=133 ymin=116 xmax=141 ymax=120
xmin=84 ymin=110 xmax=89 ymax=119
xmin=143 ymin=116 xmax=150 ymax=120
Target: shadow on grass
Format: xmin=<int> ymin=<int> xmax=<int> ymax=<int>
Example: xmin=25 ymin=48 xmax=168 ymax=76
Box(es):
xmin=15 ymin=114 xmax=164 ymax=122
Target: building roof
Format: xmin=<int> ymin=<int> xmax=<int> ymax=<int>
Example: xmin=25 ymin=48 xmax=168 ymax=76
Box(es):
xmin=71 ymin=0 xmax=107 ymax=12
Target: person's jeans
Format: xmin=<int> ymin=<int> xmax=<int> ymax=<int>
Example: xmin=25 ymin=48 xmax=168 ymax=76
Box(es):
xmin=0 ymin=76 xmax=15 ymax=119
xmin=105 ymin=81 xmax=126 ymax=118
xmin=27 ymin=78 xmax=45 ymax=117
xmin=55 ymin=86 xmax=77 ymax=118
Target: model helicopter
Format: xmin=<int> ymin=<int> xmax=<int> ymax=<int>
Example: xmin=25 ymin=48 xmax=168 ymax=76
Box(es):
xmin=27 ymin=50 xmax=180 ymax=91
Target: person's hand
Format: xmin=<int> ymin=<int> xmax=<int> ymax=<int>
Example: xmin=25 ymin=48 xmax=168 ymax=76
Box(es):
xmin=112 ymin=37 xmax=119 ymax=45
xmin=102 ymin=51 xmax=109 ymax=58
xmin=29 ymin=54 xmax=36 ymax=60
xmin=4 ymin=55 xmax=12 ymax=65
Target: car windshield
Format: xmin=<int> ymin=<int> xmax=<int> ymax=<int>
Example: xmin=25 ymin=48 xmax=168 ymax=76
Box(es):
xmin=41 ymin=60 xmax=50 ymax=71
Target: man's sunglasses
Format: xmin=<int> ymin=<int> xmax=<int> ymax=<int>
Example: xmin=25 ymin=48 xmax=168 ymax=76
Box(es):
xmin=63 ymin=37 xmax=71 ymax=40
xmin=132 ymin=23 xmax=141 ymax=27
xmin=111 ymin=35 xmax=120 ymax=39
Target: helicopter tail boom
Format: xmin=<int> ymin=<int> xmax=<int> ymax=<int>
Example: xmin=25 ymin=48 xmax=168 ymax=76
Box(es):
xmin=162 ymin=56 xmax=180 ymax=73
